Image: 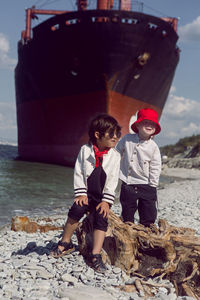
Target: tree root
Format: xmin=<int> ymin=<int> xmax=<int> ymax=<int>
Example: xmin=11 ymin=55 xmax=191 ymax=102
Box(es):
xmin=76 ymin=211 xmax=200 ymax=298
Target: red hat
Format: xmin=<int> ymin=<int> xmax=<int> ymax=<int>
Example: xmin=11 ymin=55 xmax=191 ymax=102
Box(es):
xmin=131 ymin=108 xmax=161 ymax=135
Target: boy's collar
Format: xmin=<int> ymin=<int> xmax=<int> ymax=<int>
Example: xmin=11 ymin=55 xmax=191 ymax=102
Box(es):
xmin=93 ymin=144 xmax=110 ymax=153
xmin=136 ymin=133 xmax=152 ymax=142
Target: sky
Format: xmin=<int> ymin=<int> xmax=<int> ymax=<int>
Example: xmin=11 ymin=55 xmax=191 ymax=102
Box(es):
xmin=0 ymin=0 xmax=200 ymax=147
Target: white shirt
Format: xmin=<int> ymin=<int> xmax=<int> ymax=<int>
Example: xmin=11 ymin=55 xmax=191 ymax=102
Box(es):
xmin=116 ymin=134 xmax=161 ymax=187
xmin=74 ymin=143 xmax=121 ymax=205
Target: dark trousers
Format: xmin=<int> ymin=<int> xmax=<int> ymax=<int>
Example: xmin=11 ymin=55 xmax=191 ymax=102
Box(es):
xmin=120 ymin=182 xmax=157 ymax=227
xmin=68 ymin=165 xmax=108 ymax=232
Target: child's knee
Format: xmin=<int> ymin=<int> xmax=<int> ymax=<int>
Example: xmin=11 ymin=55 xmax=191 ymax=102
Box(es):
xmin=68 ymin=202 xmax=87 ymax=221
xmin=94 ymin=212 xmax=108 ymax=232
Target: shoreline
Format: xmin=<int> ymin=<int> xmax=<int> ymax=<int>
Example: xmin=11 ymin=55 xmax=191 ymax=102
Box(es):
xmin=1 ymin=167 xmax=200 ymax=299
xmin=158 ymin=166 xmax=200 ymax=236
xmin=161 ymin=165 xmax=200 ymax=179
xmin=1 ymin=166 xmax=199 ymax=231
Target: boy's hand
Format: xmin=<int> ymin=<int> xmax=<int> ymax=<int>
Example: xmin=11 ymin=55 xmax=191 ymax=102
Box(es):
xmin=74 ymin=195 xmax=88 ymax=206
xmin=96 ymin=201 xmax=110 ymax=218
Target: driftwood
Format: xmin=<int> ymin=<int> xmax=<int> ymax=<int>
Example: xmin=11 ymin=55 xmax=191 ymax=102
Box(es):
xmin=11 ymin=216 xmax=63 ymax=233
xmin=76 ymin=211 xmax=200 ymax=299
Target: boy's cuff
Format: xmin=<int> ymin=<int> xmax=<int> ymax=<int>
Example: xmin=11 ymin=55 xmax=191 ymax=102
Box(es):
xmin=74 ymin=187 xmax=87 ymax=197
xmin=102 ymin=198 xmax=114 ymax=206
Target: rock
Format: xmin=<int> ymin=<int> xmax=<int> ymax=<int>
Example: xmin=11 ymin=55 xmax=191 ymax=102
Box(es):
xmin=58 ymin=285 xmax=116 ymax=299
xmin=0 ymin=207 xmax=197 ymax=300
xmin=61 ymin=273 xmax=78 ymax=284
xmin=163 ymin=157 xmax=200 ymax=169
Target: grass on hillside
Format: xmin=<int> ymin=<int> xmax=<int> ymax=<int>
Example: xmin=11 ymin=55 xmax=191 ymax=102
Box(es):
xmin=160 ymin=134 xmax=200 ymax=158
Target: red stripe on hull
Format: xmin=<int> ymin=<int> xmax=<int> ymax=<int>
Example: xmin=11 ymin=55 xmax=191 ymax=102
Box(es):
xmin=17 ymin=90 xmax=158 ymax=166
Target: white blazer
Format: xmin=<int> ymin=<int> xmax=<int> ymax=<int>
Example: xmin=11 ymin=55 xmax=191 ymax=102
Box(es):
xmin=116 ymin=133 xmax=161 ymax=187
xmin=74 ymin=144 xmax=121 ymax=205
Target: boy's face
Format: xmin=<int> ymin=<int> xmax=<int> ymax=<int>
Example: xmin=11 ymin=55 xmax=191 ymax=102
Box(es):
xmin=95 ymin=130 xmax=119 ymax=150
xmin=136 ymin=120 xmax=156 ymax=140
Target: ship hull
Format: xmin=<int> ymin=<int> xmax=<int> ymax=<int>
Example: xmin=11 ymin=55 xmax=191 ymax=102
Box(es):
xmin=15 ymin=9 xmax=179 ymax=166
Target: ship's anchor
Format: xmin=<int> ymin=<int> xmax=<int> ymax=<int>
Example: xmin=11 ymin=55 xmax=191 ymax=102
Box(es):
xmin=134 ymin=52 xmax=151 ymax=79
xmin=137 ymin=52 xmax=150 ymax=66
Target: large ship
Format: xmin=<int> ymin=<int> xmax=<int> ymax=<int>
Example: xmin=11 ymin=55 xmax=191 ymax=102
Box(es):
xmin=15 ymin=0 xmax=180 ymax=166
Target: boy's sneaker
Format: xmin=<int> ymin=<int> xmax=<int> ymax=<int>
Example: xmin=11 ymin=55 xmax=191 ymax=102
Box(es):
xmin=88 ymin=253 xmax=107 ymax=273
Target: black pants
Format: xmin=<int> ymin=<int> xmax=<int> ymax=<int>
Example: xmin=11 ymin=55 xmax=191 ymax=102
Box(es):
xmin=120 ymin=182 xmax=157 ymax=226
xmin=68 ymin=165 xmax=108 ymax=232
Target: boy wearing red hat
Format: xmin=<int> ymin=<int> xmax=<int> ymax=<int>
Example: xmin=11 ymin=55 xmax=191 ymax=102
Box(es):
xmin=116 ymin=108 xmax=162 ymax=227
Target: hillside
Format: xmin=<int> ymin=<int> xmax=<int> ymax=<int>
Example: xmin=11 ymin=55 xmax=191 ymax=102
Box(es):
xmin=160 ymin=134 xmax=200 ymax=158
xmin=160 ymin=134 xmax=200 ymax=169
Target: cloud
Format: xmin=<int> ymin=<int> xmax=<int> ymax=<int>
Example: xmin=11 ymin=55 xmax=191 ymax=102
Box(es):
xmin=179 ymin=16 xmax=200 ymax=42
xmin=157 ymin=88 xmax=200 ymax=146
xmin=169 ymin=85 xmax=176 ymax=94
xmin=0 ymin=33 xmax=17 ymax=69
xmin=0 ymin=101 xmax=17 ymax=141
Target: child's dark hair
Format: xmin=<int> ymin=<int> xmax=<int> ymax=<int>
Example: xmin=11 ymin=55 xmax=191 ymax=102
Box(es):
xmin=88 ymin=113 xmax=121 ymax=144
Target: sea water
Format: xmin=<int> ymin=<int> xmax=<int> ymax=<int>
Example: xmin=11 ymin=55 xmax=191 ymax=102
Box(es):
xmin=0 ymin=144 xmax=74 ymax=227
xmin=0 ymin=144 xmax=172 ymax=227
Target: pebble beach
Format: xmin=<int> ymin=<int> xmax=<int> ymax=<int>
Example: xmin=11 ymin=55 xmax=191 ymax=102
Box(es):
xmin=1 ymin=166 xmax=200 ymax=300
